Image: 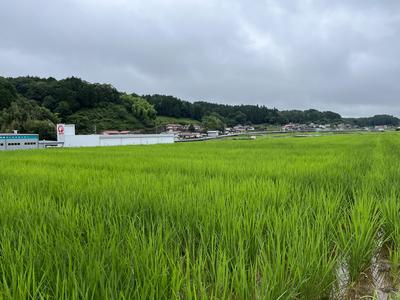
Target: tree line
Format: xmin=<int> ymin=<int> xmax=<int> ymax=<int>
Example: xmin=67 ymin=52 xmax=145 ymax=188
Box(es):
xmin=143 ymin=94 xmax=344 ymax=126
xmin=345 ymin=115 xmax=400 ymax=127
xmin=0 ymin=76 xmax=399 ymax=138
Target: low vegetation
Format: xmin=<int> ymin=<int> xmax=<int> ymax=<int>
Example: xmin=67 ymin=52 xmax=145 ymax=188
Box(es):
xmin=156 ymin=116 xmax=200 ymax=126
xmin=1 ymin=133 xmax=400 ymax=298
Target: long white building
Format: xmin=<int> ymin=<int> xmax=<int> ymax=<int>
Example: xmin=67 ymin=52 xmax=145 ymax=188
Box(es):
xmin=0 ymin=133 xmax=39 ymax=150
xmin=57 ymin=124 xmax=174 ymax=148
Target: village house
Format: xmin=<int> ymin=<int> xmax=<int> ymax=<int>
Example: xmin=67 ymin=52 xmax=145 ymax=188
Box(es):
xmin=232 ymin=125 xmax=254 ymax=133
xmin=178 ymin=132 xmax=203 ymax=139
xmin=165 ymin=124 xmax=184 ymax=132
xmin=183 ymin=124 xmax=202 ymax=132
xmin=102 ymin=130 xmax=131 ymax=135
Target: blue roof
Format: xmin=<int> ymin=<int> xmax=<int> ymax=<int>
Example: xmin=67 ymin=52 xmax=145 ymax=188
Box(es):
xmin=0 ymin=134 xmax=39 ymax=140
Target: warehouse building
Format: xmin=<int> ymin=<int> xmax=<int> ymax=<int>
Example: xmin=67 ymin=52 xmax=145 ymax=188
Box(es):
xmin=57 ymin=124 xmax=175 ymax=148
xmin=0 ymin=133 xmax=39 ymax=150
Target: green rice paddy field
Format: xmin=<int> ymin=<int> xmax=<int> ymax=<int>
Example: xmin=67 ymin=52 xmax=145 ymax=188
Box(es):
xmin=1 ymin=133 xmax=400 ymax=299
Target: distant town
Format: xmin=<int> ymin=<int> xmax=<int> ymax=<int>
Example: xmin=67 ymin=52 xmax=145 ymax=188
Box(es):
xmin=157 ymin=122 xmax=395 ymax=141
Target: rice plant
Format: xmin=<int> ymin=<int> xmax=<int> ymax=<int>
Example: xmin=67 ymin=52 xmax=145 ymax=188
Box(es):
xmin=0 ymin=133 xmax=399 ymax=299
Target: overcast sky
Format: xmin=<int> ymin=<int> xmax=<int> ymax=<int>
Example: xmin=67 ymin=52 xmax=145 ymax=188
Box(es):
xmin=1 ymin=0 xmax=400 ymax=117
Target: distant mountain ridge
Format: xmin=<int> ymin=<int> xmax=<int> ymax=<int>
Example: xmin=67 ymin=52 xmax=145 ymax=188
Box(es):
xmin=0 ymin=76 xmax=399 ymax=139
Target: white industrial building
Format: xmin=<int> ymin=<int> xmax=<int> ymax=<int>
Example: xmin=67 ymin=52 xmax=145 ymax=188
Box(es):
xmin=57 ymin=124 xmax=175 ymax=148
xmin=0 ymin=133 xmax=39 ymax=150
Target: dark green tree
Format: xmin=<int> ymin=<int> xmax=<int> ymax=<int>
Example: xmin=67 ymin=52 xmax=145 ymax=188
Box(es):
xmin=0 ymin=97 xmax=59 ymax=139
xmin=0 ymin=77 xmax=18 ymax=109
xmin=121 ymin=94 xmax=157 ymax=126
xmin=55 ymin=101 xmax=72 ymax=118
xmin=201 ymin=114 xmax=225 ymax=131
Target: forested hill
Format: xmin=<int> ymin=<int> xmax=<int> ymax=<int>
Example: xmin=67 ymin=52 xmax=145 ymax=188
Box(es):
xmin=144 ymin=96 xmax=400 ymax=128
xmin=0 ymin=76 xmax=157 ymax=139
xmin=144 ymin=95 xmax=343 ymax=126
xmin=0 ymin=76 xmax=399 ymax=139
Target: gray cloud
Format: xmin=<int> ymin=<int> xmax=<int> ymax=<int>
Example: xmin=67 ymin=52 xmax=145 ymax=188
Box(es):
xmin=1 ymin=0 xmax=400 ymax=117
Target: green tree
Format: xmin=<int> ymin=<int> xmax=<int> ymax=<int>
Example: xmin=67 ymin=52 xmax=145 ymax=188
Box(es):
xmin=55 ymin=101 xmax=72 ymax=118
xmin=25 ymin=120 xmax=57 ymax=140
xmin=121 ymin=94 xmax=157 ymax=125
xmin=0 ymin=77 xmax=18 ymax=109
xmin=42 ymin=95 xmax=58 ymax=110
xmin=0 ymin=97 xmax=59 ymax=139
xmin=229 ymin=111 xmax=247 ymax=125
xmin=201 ymin=114 xmax=225 ymax=131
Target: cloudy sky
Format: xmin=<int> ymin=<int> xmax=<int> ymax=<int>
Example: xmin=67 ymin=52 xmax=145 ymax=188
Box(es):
xmin=1 ymin=0 xmax=400 ymax=117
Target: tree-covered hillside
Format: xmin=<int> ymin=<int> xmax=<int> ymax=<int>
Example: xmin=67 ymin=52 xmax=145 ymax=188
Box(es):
xmin=0 ymin=77 xmax=157 ymax=139
xmin=143 ymin=95 xmax=344 ymax=126
xmin=0 ymin=76 xmax=399 ymax=139
xmin=345 ymin=115 xmax=400 ymax=127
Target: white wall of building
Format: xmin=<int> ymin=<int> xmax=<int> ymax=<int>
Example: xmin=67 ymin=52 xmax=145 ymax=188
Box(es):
xmin=57 ymin=124 xmax=76 ymax=142
xmin=58 ymin=124 xmax=174 ymax=148
xmin=207 ymin=131 xmax=219 ymax=138
xmin=101 ymin=135 xmax=174 ymax=146
xmin=100 ymin=137 xmax=120 ymax=147
xmin=63 ymin=134 xmax=174 ymax=148
xmin=64 ymin=135 xmax=100 ymax=147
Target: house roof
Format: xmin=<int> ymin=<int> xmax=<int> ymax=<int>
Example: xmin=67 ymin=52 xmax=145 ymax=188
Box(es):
xmin=102 ymin=130 xmax=131 ymax=135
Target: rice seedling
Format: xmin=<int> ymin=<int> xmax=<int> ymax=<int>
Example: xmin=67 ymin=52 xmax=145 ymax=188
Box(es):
xmin=0 ymin=133 xmax=399 ymax=299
